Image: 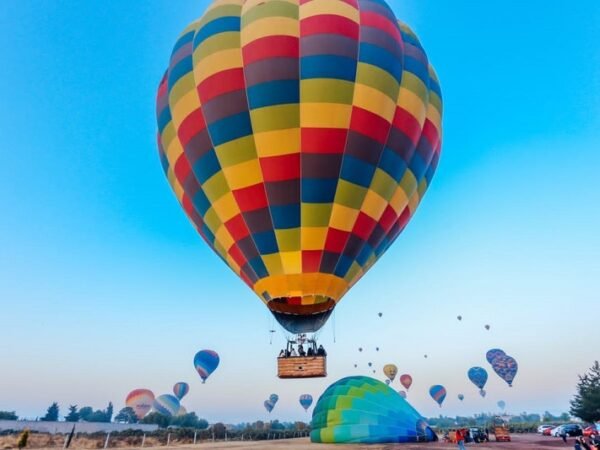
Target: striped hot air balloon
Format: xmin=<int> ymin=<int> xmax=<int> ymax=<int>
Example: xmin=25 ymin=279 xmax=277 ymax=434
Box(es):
xmin=125 ymin=389 xmax=155 ymax=420
xmin=429 ymin=385 xmax=446 ymax=407
xmin=156 ymin=0 xmax=443 ymax=335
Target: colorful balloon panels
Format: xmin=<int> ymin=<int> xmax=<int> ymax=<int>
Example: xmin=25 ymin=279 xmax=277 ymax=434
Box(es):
xmin=156 ymin=0 xmax=443 ymax=335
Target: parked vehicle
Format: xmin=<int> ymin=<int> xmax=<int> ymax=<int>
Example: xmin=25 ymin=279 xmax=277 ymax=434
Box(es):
xmin=552 ymin=424 xmax=582 ymax=437
xmin=583 ymin=424 xmax=600 ymax=437
xmin=551 ymin=425 xmax=564 ymax=437
xmin=467 ymin=427 xmax=489 ymax=443
xmin=543 ymin=426 xmax=557 ymax=436
xmin=538 ymin=424 xmax=554 ymax=434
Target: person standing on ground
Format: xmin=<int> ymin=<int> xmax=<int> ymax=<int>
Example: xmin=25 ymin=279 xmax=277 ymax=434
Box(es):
xmin=456 ymin=428 xmax=466 ymax=450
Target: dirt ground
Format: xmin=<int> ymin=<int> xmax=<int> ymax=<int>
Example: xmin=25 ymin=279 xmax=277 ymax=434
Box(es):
xmin=0 ymin=433 xmax=579 ymax=450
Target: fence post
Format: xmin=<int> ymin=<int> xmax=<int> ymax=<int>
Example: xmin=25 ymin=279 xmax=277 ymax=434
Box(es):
xmin=193 ymin=431 xmax=197 ymax=445
xmin=103 ymin=432 xmax=110 ymax=449
xmin=141 ymin=434 xmax=146 ymax=448
xmin=225 ymin=431 xmax=227 ymax=441
xmin=167 ymin=433 xmax=171 ymax=446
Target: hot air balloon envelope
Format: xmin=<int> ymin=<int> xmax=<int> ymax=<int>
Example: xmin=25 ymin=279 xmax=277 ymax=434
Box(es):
xmin=269 ymin=394 xmax=279 ymax=404
xmin=429 ymin=385 xmax=446 ymax=407
xmin=497 ymin=400 xmax=506 ymax=410
xmin=299 ymin=394 xmax=313 ymax=411
xmin=194 ymin=350 xmax=220 ymax=383
xmin=467 ymin=367 xmax=488 ymax=390
xmin=311 ymin=376 xmax=437 ymax=444
xmin=173 ymin=382 xmax=189 ymax=400
xmin=264 ymin=399 xmax=275 ymax=413
xmin=491 ymin=354 xmax=518 ymax=387
xmin=400 ymin=374 xmax=413 ymax=390
xmin=156 ymin=0 xmax=443 ymax=335
xmin=458 ymin=394 xmax=464 ymax=401
xmin=486 ymin=349 xmax=505 ymax=365
xmin=384 ymin=364 xmax=398 ymax=382
xmin=153 ymin=394 xmax=180 ymax=417
xmin=125 ymin=389 xmax=155 ymax=420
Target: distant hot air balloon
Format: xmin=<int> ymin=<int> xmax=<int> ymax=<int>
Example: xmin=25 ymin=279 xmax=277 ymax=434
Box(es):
xmin=424 ymin=354 xmax=428 ymax=359
xmin=385 ymin=379 xmax=391 ymax=385
xmin=376 ymin=347 xmax=380 ymax=352
xmin=457 ymin=315 xmax=462 ymax=321
xmin=172 ymin=382 xmax=189 ymax=400
xmin=359 ymin=348 xmax=363 ymax=352
xmin=156 ymin=2 xmax=443 ymax=338
xmin=479 ymin=389 xmax=486 ymax=398
xmin=177 ymin=406 xmax=187 ymax=417
xmin=400 ymin=374 xmax=413 ymax=390
xmin=490 ymin=354 xmax=518 ymax=387
xmin=354 ymin=364 xmax=358 ymax=368
xmin=486 ymin=349 xmax=506 ymax=365
xmin=193 ymin=350 xmax=219 ymax=383
xmin=269 ymin=394 xmax=279 ymax=405
xmin=378 ymin=313 xmax=383 ymax=318
xmin=153 ymin=394 xmax=180 ymax=417
xmin=299 ymin=394 xmax=313 ymax=411
xmin=467 ymin=367 xmax=488 ymax=390
xmin=372 ymin=370 xmax=376 ymax=374
xmin=264 ymin=399 xmax=275 ymax=414
xmin=368 ymin=362 xmax=372 ymax=367
xmin=497 ymin=400 xmax=506 ymax=410
xmin=458 ymin=394 xmax=464 ymax=401
xmin=125 ymin=389 xmax=155 ymax=420
xmin=429 ymin=385 xmax=446 ymax=407
xmin=398 ymin=391 xmax=407 ymax=399
xmin=485 ymin=324 xmax=490 ymax=330
xmin=383 ymin=364 xmax=398 ymax=382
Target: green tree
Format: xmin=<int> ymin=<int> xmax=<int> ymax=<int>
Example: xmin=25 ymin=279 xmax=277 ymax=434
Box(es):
xmin=212 ymin=423 xmax=226 ymax=439
xmin=79 ymin=407 xmax=93 ymax=421
xmin=65 ymin=405 xmax=80 ymax=422
xmin=114 ymin=407 xmax=138 ymax=424
xmin=0 ymin=411 xmax=18 ymax=420
xmin=105 ymin=402 xmax=113 ymax=423
xmin=41 ymin=402 xmax=59 ymax=422
xmin=17 ymin=429 xmax=29 ymax=450
xmin=140 ymin=412 xmax=170 ymax=428
xmin=570 ymin=361 xmax=600 ymax=423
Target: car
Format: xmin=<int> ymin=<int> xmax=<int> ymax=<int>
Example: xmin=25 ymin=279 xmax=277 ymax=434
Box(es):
xmin=543 ymin=426 xmax=557 ymax=436
xmin=551 ymin=425 xmax=564 ymax=437
xmin=584 ymin=424 xmax=600 ymax=437
xmin=538 ymin=425 xmax=554 ymax=434
xmin=553 ymin=424 xmax=582 ymax=437
xmin=467 ymin=427 xmax=489 ymax=443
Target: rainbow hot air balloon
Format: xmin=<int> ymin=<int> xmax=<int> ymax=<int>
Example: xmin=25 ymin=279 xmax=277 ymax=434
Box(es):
xmin=400 ymin=374 xmax=413 ymax=390
xmin=125 ymin=389 xmax=155 ymax=420
xmin=467 ymin=367 xmax=488 ymax=390
xmin=173 ymin=382 xmax=190 ymax=400
xmin=486 ymin=348 xmax=505 ymax=365
xmin=269 ymin=394 xmax=279 ymax=405
xmin=497 ymin=400 xmax=506 ymax=410
xmin=156 ymin=0 xmax=443 ymax=337
xmin=383 ymin=364 xmax=398 ymax=382
xmin=458 ymin=394 xmax=464 ymax=401
xmin=153 ymin=394 xmax=180 ymax=417
xmin=491 ymin=354 xmax=518 ymax=387
xmin=193 ymin=350 xmax=220 ymax=383
xmin=299 ymin=394 xmax=313 ymax=411
xmin=311 ymin=376 xmax=437 ymax=444
xmin=429 ymin=385 xmax=446 ymax=407
xmin=264 ymin=399 xmax=275 ymax=414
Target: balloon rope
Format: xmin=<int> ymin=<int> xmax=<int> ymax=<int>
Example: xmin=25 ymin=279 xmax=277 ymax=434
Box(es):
xmin=332 ymin=309 xmax=337 ymax=343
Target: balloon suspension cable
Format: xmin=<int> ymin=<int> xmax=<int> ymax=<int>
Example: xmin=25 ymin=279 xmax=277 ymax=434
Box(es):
xmin=269 ymin=316 xmax=276 ymax=345
xmin=332 ymin=309 xmax=337 ymax=343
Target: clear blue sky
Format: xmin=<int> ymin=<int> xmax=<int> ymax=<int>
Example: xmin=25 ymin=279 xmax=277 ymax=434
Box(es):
xmin=1 ymin=1 xmax=599 ymax=423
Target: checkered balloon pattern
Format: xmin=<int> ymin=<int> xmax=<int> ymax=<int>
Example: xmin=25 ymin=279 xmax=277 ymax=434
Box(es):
xmin=156 ymin=0 xmax=443 ymax=333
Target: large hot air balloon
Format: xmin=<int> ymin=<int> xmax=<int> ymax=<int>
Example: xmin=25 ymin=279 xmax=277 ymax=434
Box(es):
xmin=173 ymin=382 xmax=189 ymax=400
xmin=125 ymin=389 xmax=155 ymax=420
xmin=490 ymin=354 xmax=518 ymax=387
xmin=486 ymin=349 xmax=505 ymax=364
xmin=467 ymin=367 xmax=488 ymax=390
xmin=311 ymin=376 xmax=437 ymax=444
xmin=497 ymin=400 xmax=506 ymax=410
xmin=457 ymin=394 xmax=464 ymax=401
xmin=156 ymin=0 xmax=443 ymax=338
xmin=299 ymin=394 xmax=313 ymax=411
xmin=153 ymin=394 xmax=180 ymax=417
xmin=400 ymin=374 xmax=413 ymax=390
xmin=429 ymin=385 xmax=446 ymax=407
xmin=193 ymin=350 xmax=220 ymax=383
xmin=269 ymin=394 xmax=279 ymax=405
xmin=264 ymin=399 xmax=275 ymax=414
